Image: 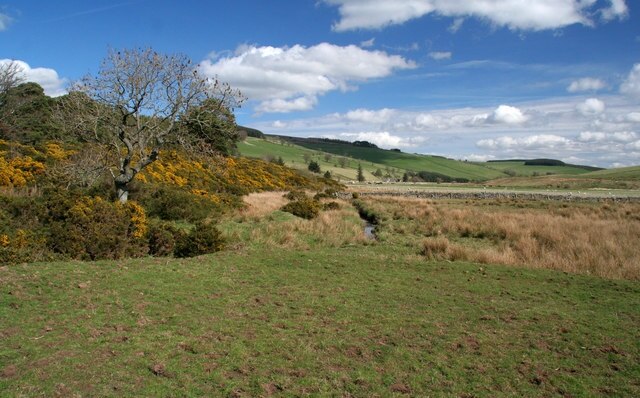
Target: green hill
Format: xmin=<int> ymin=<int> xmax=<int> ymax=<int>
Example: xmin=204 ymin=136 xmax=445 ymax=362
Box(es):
xmin=238 ymin=134 xmax=610 ymax=182
xmin=237 ymin=136 xmax=407 ymax=181
xmin=581 ymin=165 xmax=640 ymax=180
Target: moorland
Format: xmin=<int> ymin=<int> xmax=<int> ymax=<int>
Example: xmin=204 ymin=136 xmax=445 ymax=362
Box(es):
xmin=1 ymin=53 xmax=639 ymax=396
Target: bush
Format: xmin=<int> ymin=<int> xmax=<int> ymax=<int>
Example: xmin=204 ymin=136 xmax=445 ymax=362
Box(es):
xmin=48 ymin=196 xmax=148 ymax=260
xmin=141 ymin=186 xmax=221 ymax=222
xmin=281 ymin=197 xmax=320 ymax=220
xmin=174 ymin=221 xmax=225 ymax=258
xmin=323 ymin=201 xmax=340 ymax=211
xmin=308 ymin=160 xmax=321 ymax=173
xmin=284 ymin=190 xmax=308 ymax=201
xmin=148 ymin=222 xmax=184 ymax=257
xmin=314 ymin=188 xmax=338 ymax=200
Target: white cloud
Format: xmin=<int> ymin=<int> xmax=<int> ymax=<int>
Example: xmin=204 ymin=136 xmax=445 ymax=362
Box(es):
xmin=324 ymin=0 xmax=627 ymax=32
xmin=345 ymin=108 xmax=395 ymax=124
xmin=199 ymin=43 xmax=415 ymax=113
xmin=0 ymin=12 xmax=12 ymax=31
xmin=272 ymin=120 xmax=287 ymax=129
xmin=620 ymin=63 xmax=640 ymax=98
xmin=600 ymin=0 xmax=628 ymax=21
xmin=360 ymin=38 xmax=375 ymax=48
xmin=577 ymin=98 xmax=605 ymax=116
xmin=627 ymin=112 xmax=640 ymax=122
xmin=567 ymin=77 xmax=606 ymax=92
xmin=334 ymin=131 xmax=425 ymax=148
xmin=477 ymin=134 xmax=571 ymax=150
xmin=428 ymin=51 xmax=452 ymax=61
xmin=0 ymin=59 xmax=67 ymax=96
xmin=448 ymin=18 xmax=464 ymax=33
xmin=489 ymin=105 xmax=528 ymax=124
xmin=611 ymin=131 xmax=638 ymax=142
xmin=255 ymin=96 xmax=318 ymax=114
xmin=577 ymin=131 xmax=606 ymax=142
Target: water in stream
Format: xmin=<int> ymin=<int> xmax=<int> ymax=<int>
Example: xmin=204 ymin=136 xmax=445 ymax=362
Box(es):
xmin=364 ymin=222 xmax=376 ymax=240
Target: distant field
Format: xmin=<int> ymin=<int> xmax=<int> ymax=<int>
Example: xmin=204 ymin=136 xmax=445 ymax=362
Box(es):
xmin=582 ymin=165 xmax=640 ymax=180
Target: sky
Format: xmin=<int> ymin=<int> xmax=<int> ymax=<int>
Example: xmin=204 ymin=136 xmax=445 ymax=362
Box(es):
xmin=1 ymin=0 xmax=639 ymax=167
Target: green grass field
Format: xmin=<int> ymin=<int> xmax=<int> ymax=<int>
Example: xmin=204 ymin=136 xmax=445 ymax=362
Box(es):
xmin=1 ymin=197 xmax=639 ymax=397
xmin=582 ymin=165 xmax=640 ymax=180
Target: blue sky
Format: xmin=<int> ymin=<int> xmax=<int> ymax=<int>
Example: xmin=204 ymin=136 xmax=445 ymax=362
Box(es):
xmin=1 ymin=0 xmax=639 ymax=167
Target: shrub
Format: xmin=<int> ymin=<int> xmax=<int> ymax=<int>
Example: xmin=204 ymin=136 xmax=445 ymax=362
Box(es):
xmin=48 ymin=196 xmax=148 ymax=260
xmin=308 ymin=160 xmax=321 ymax=173
xmin=281 ymin=197 xmax=320 ymax=220
xmin=323 ymin=201 xmax=340 ymax=211
xmin=174 ymin=221 xmax=225 ymax=258
xmin=284 ymin=190 xmax=308 ymax=201
xmin=148 ymin=222 xmax=184 ymax=257
xmin=141 ymin=186 xmax=221 ymax=222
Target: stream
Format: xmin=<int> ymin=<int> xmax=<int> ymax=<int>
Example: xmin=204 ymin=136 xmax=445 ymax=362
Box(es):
xmin=364 ymin=222 xmax=376 ymax=240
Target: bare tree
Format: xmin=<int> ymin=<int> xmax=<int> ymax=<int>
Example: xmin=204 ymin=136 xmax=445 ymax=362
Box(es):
xmin=59 ymin=48 xmax=242 ymax=202
xmin=0 ymin=60 xmax=25 ymax=95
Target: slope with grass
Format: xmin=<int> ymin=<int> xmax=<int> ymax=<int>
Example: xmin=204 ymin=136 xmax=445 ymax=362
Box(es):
xmin=480 ymin=160 xmax=598 ymax=176
xmin=238 ymin=135 xmax=614 ymax=183
xmin=286 ymin=137 xmax=505 ymax=180
xmin=581 ymin=165 xmax=640 ymax=180
xmin=237 ymin=137 xmax=404 ymax=181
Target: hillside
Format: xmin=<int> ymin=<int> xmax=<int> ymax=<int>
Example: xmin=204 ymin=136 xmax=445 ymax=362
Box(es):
xmin=237 ymin=134 xmax=610 ymax=182
xmin=581 ymin=165 xmax=640 ymax=180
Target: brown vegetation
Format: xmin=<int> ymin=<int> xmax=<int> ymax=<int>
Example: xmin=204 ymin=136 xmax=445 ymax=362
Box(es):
xmin=230 ymin=192 xmax=367 ymax=249
xmin=363 ymin=196 xmax=640 ymax=280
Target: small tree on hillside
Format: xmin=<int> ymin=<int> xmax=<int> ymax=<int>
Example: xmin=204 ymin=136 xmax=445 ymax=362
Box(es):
xmin=59 ymin=48 xmax=243 ymax=202
xmin=308 ymin=160 xmax=321 ymax=173
xmin=357 ymin=163 xmax=365 ymax=182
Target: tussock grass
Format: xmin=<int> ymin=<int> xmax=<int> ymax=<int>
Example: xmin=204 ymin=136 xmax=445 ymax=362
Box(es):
xmin=224 ymin=193 xmax=368 ymax=249
xmin=363 ymin=196 xmax=640 ymax=280
xmin=239 ymin=191 xmax=290 ymax=220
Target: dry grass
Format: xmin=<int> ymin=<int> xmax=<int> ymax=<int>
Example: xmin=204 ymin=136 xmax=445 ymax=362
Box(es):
xmin=226 ymin=195 xmax=369 ymax=250
xmin=249 ymin=203 xmax=369 ymax=249
xmin=366 ymin=196 xmax=640 ymax=280
xmin=240 ymin=191 xmax=290 ymax=219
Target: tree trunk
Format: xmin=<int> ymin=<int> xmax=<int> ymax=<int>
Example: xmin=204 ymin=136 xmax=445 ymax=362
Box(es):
xmin=114 ymin=173 xmax=133 ymax=203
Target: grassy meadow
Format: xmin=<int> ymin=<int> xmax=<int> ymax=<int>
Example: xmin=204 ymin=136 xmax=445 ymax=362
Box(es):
xmin=1 ymin=192 xmax=639 ymax=397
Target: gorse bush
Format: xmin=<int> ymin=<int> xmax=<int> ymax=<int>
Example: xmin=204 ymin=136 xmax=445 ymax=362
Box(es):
xmin=148 ymin=222 xmax=184 ymax=257
xmin=174 ymin=221 xmax=225 ymax=258
xmin=48 ymin=196 xmax=148 ymax=260
xmin=281 ymin=197 xmax=321 ymax=220
xmin=284 ymin=190 xmax=308 ymax=201
xmin=140 ymin=186 xmax=224 ymax=222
